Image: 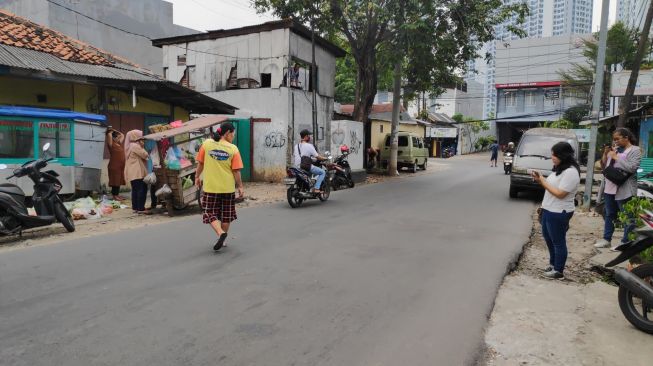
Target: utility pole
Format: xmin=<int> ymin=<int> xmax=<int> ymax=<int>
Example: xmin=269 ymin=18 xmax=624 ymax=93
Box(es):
xmin=617 ymin=0 xmax=653 ymax=127
xmin=583 ymin=0 xmax=610 ymax=210
xmin=311 ymin=15 xmax=318 ymax=144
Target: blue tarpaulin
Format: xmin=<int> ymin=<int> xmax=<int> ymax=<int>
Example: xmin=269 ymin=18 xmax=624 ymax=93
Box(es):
xmin=0 ymin=105 xmax=106 ymax=123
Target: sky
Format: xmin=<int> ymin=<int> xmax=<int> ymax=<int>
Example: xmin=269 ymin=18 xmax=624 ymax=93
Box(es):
xmin=167 ymin=0 xmax=617 ymax=34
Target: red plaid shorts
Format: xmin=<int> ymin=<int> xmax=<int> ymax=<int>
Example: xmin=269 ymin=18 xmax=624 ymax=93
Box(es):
xmin=201 ymin=192 xmax=237 ymax=224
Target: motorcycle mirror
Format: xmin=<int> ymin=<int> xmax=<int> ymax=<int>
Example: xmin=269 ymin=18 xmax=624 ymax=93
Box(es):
xmin=43 ymin=142 xmax=51 ymax=151
xmin=0 ymin=164 xmax=7 ymax=170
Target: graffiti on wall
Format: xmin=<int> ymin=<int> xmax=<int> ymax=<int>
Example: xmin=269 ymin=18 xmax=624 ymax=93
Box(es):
xmin=349 ymin=130 xmax=362 ymax=155
xmin=264 ymin=131 xmax=286 ymax=148
xmin=331 ymin=128 xmax=345 ymax=146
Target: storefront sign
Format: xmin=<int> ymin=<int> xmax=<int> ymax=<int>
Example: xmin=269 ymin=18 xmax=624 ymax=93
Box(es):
xmin=0 ymin=120 xmax=32 ymax=131
xmin=610 ymin=70 xmax=653 ymax=96
xmin=495 ymin=81 xmax=561 ymax=89
xmin=428 ymin=127 xmax=458 ymax=138
xmin=572 ymin=129 xmax=591 ymax=143
xmin=39 ymin=121 xmax=70 ymax=131
xmin=544 ymin=89 xmax=560 ymax=99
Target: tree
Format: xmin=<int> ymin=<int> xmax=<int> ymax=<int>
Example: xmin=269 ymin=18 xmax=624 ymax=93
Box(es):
xmin=563 ymin=104 xmax=591 ymax=124
xmin=618 ymin=0 xmax=653 ymax=127
xmin=255 ymin=0 xmax=526 ymax=126
xmin=453 ymin=113 xmax=490 ymax=153
xmin=559 ymin=22 xmax=644 ymax=108
xmin=383 ymin=0 xmax=527 ymax=174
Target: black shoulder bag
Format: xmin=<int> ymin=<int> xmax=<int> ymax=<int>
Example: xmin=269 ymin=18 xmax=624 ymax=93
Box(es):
xmin=297 ymin=144 xmax=313 ymax=171
xmin=603 ymin=159 xmax=631 ymax=186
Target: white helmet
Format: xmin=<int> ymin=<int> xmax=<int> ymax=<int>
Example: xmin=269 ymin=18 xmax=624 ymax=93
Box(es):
xmin=508 ymin=142 xmax=515 ymax=147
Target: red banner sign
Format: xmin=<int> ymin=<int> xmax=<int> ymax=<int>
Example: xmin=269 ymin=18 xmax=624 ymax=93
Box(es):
xmin=495 ymin=81 xmax=561 ymax=89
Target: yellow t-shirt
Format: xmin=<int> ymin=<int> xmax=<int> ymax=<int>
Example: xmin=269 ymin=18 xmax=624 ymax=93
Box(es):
xmin=197 ymin=139 xmax=243 ymax=194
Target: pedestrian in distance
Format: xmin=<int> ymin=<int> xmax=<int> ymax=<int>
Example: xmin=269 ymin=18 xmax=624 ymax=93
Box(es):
xmin=531 ymin=141 xmax=581 ymax=280
xmin=106 ymin=128 xmax=126 ymax=201
xmin=595 ymin=127 xmax=642 ymax=251
xmin=124 ymin=129 xmax=151 ymax=215
xmin=489 ymin=140 xmax=499 ymax=167
xmin=195 ymin=122 xmax=244 ymax=252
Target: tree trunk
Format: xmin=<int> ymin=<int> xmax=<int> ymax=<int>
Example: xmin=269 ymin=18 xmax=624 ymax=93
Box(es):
xmin=617 ymin=0 xmax=653 ymax=127
xmin=388 ymin=61 xmax=402 ymax=176
xmin=353 ymin=49 xmax=378 ymax=124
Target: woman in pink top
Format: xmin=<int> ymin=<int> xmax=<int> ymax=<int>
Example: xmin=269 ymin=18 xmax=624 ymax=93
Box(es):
xmin=595 ymin=128 xmax=642 ymax=250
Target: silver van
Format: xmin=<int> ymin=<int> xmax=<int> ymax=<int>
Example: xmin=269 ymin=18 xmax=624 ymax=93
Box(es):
xmin=509 ymin=128 xmax=580 ymax=198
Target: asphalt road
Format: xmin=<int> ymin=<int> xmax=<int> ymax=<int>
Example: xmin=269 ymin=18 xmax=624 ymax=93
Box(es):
xmin=0 ymin=155 xmax=534 ymax=366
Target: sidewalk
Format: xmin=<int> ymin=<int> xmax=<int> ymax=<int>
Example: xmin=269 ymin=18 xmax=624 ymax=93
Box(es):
xmin=481 ymin=210 xmax=653 ymax=365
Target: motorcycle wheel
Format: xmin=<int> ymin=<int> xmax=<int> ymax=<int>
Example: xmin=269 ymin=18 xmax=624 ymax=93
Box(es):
xmin=287 ymin=188 xmax=303 ymax=208
xmin=347 ymin=178 xmax=355 ymax=188
xmin=54 ymin=200 xmax=75 ymax=232
xmin=618 ymin=263 xmax=653 ymax=334
xmin=319 ymin=182 xmax=331 ymax=202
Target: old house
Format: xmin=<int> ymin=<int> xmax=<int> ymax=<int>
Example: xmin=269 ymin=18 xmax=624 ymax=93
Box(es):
xmin=339 ymin=104 xmax=430 ymax=154
xmin=0 ymin=10 xmax=234 ymax=193
xmin=152 ymin=19 xmax=346 ymax=181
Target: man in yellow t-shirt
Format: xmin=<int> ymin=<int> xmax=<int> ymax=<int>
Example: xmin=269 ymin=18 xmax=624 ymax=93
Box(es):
xmin=195 ymin=122 xmax=244 ymax=251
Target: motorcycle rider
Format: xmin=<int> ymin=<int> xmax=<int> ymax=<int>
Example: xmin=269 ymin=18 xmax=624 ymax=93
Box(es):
xmin=294 ymin=129 xmax=326 ymax=193
xmin=505 ymin=142 xmax=516 ymax=154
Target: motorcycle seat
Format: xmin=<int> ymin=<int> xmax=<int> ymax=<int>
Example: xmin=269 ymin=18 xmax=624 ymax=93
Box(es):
xmin=0 ymin=183 xmax=25 ymax=197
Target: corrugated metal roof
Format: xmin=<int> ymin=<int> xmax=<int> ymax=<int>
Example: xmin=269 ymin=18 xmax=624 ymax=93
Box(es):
xmin=0 ymin=44 xmax=24 ymax=67
xmin=0 ymin=44 xmax=163 ymax=82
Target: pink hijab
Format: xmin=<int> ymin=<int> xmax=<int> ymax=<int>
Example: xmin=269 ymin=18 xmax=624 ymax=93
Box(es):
xmin=124 ymin=129 xmax=143 ymax=159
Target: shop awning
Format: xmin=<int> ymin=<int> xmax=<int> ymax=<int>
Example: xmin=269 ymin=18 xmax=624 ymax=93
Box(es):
xmin=143 ymin=115 xmax=228 ymax=141
xmin=0 ymin=105 xmax=107 ymax=123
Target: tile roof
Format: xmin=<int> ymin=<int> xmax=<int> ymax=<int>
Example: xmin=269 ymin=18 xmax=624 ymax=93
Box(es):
xmin=0 ymin=9 xmax=135 ymax=67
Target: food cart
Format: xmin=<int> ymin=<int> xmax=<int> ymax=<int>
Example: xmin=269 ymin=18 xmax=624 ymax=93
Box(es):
xmin=0 ymin=106 xmax=107 ymax=196
xmin=142 ymin=115 xmax=228 ymax=216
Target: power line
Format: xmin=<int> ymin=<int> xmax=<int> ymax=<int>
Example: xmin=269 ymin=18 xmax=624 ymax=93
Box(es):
xmin=44 ymin=0 xmax=287 ymax=61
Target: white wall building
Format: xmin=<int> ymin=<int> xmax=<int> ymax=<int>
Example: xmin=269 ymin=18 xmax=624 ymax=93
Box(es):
xmin=494 ymin=35 xmax=591 ymax=144
xmin=153 ymin=19 xmax=346 ymax=182
xmin=466 ymin=0 xmax=593 ymax=119
xmin=618 ymin=0 xmax=650 ymax=31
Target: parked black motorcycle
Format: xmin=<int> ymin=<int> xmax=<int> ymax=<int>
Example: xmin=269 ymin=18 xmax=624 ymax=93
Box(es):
xmin=331 ymin=146 xmax=355 ymax=191
xmin=0 ymin=143 xmax=75 ymax=235
xmin=605 ymin=209 xmax=653 ymax=334
xmin=285 ymin=156 xmax=334 ymax=208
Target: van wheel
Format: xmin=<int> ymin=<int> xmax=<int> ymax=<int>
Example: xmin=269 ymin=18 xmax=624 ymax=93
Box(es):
xmin=509 ymin=185 xmax=519 ymax=199
xmin=411 ymin=161 xmax=418 ymax=173
xmin=419 ymin=159 xmax=427 ymax=170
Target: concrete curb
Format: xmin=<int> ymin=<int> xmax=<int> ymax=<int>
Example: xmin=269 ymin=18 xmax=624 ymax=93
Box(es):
xmin=473 ymin=209 xmax=539 ymax=366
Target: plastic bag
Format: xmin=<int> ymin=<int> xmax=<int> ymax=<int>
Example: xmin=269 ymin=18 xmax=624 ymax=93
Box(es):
xmin=72 ymin=197 xmax=97 ymax=210
xmin=71 ymin=207 xmax=102 ymax=220
xmin=170 ymin=120 xmax=183 ymax=128
xmin=155 ymin=184 xmax=172 ymax=198
xmin=165 ymin=147 xmax=181 ymax=170
xmin=182 ymin=177 xmax=193 ymax=190
xmin=144 ymin=172 xmax=157 ymax=186
xmin=100 ymin=205 xmax=113 ymax=215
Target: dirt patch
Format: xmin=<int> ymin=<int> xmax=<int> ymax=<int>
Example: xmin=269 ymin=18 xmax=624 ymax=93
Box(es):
xmin=0 ymin=181 xmax=287 ymax=251
xmin=481 ymin=208 xmax=653 ymax=366
xmin=515 ymin=209 xmax=604 ymax=284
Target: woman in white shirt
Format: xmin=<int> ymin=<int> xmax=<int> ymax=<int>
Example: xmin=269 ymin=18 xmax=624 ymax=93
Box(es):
xmin=532 ymin=142 xmax=581 ymax=280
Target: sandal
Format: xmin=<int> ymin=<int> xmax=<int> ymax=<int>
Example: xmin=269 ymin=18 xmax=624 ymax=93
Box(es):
xmin=214 ymin=232 xmax=228 ymax=251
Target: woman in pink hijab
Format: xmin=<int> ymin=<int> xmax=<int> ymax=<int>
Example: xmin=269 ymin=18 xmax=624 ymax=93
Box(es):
xmin=123 ymin=130 xmax=150 ymax=214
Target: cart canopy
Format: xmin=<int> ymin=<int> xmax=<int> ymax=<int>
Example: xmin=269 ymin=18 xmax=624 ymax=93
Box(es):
xmin=143 ymin=115 xmax=229 ymax=141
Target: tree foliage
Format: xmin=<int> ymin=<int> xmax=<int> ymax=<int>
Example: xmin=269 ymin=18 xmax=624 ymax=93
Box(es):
xmin=254 ymin=0 xmax=528 ymax=123
xmin=559 ymin=22 xmax=647 ymax=105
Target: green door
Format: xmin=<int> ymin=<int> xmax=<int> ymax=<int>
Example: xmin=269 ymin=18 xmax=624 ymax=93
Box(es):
xmin=229 ymin=118 xmax=251 ymax=181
